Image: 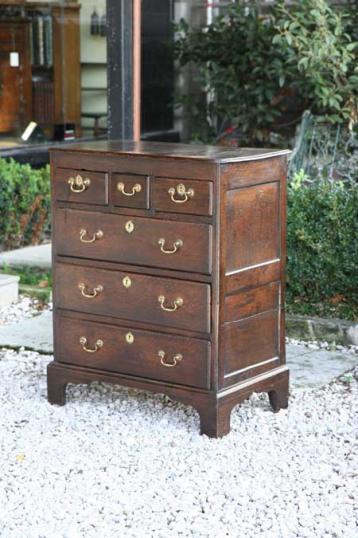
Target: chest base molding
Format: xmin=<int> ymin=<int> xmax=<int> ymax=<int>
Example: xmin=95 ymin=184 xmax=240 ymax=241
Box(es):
xmin=47 ymin=361 xmax=288 ymax=438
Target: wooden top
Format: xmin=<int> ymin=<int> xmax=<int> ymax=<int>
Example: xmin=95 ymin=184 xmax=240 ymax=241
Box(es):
xmin=50 ymin=140 xmax=291 ymax=164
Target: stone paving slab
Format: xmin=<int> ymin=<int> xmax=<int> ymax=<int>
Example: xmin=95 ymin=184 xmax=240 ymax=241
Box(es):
xmin=288 ymin=345 xmax=357 ymax=388
xmin=0 ymin=311 xmax=357 ymax=388
xmin=0 ymin=243 xmax=51 ymax=270
xmin=0 ymin=311 xmax=53 ymax=354
xmin=0 ymin=273 xmax=20 ymax=308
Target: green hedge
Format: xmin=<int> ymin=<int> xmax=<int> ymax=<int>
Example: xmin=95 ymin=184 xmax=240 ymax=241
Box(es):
xmin=0 ymin=158 xmax=51 ymax=250
xmin=287 ymin=174 xmax=358 ymax=320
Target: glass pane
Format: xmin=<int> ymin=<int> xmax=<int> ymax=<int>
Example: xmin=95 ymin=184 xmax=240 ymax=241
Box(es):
xmin=0 ymin=0 xmax=108 ymax=164
xmin=80 ymin=0 xmax=107 ymax=139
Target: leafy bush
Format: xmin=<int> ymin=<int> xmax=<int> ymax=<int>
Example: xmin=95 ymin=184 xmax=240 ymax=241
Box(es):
xmin=0 ymin=158 xmax=51 ymax=250
xmin=287 ymin=174 xmax=358 ymax=320
xmin=174 ymin=0 xmax=358 ymax=144
xmin=273 ymin=0 xmax=358 ymax=126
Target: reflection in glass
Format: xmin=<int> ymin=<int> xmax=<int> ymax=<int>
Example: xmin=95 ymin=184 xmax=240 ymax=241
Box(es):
xmin=0 ymin=0 xmax=108 ymax=159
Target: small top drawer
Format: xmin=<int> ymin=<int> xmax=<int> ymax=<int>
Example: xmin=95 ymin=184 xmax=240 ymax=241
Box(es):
xmin=54 ymin=168 xmax=108 ymax=206
xmin=112 ymin=173 xmax=150 ymax=209
xmin=153 ymin=178 xmax=213 ymax=216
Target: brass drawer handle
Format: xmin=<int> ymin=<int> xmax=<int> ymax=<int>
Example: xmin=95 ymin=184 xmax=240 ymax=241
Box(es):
xmin=78 ymin=283 xmax=103 ymax=298
xmin=168 ymin=183 xmax=194 ymax=204
xmin=158 ymin=238 xmax=183 ymax=254
xmin=79 ymin=336 xmax=103 ymax=353
xmin=158 ymin=350 xmax=183 ymax=368
xmin=79 ymin=228 xmax=104 ymax=243
xmin=68 ymin=174 xmax=91 ymax=193
xmin=158 ymin=295 xmax=183 ymax=312
xmin=117 ymin=182 xmax=142 ymax=196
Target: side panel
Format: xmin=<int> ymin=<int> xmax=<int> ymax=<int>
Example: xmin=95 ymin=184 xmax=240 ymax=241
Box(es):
xmin=219 ymin=157 xmax=287 ymax=388
xmin=225 ymin=182 xmax=280 ymax=272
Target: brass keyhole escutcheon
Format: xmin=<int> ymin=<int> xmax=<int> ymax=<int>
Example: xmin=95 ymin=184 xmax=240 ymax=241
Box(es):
xmin=125 ymin=332 xmax=134 ymax=344
xmin=122 ymin=276 xmax=132 ymax=288
xmin=125 ymin=220 xmax=135 ymax=234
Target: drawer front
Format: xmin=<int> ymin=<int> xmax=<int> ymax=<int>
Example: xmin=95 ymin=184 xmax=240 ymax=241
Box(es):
xmin=56 ymin=263 xmax=211 ymax=333
xmin=54 ymin=168 xmax=108 ymax=205
xmin=153 ymin=178 xmax=213 ymax=216
xmin=55 ymin=209 xmax=212 ymax=274
xmin=55 ymin=316 xmax=211 ymax=389
xmin=112 ymin=173 xmax=149 ymax=209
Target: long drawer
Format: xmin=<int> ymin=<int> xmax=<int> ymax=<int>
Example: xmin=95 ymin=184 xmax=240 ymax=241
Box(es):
xmin=55 ymin=263 xmax=211 ymax=333
xmin=55 ymin=316 xmax=211 ymax=389
xmin=55 ymin=209 xmax=212 ymax=274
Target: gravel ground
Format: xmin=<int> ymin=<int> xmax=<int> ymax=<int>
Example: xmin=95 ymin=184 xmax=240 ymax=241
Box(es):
xmin=0 ymin=296 xmax=51 ymax=326
xmin=0 ymin=348 xmax=357 ymax=538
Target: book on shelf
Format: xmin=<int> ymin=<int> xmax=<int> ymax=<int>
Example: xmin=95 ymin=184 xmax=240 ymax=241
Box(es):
xmin=30 ymin=12 xmax=53 ymax=67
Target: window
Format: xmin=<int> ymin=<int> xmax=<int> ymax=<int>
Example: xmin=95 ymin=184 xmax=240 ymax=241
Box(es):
xmin=0 ymin=0 xmax=108 ymax=160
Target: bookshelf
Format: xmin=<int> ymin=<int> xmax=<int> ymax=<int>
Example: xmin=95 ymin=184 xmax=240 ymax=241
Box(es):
xmin=0 ymin=2 xmax=81 ymax=138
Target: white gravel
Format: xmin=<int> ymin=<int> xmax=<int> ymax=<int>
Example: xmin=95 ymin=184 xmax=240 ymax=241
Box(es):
xmin=0 ymin=296 xmax=51 ymax=326
xmin=0 ymin=348 xmax=357 ymax=538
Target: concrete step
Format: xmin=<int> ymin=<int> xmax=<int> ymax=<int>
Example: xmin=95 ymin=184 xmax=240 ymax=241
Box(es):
xmin=0 ymin=311 xmax=53 ymax=354
xmin=0 ymin=273 xmax=20 ymax=308
xmin=0 ymin=243 xmax=51 ymax=270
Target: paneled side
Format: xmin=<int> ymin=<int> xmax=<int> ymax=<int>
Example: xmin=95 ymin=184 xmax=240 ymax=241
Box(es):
xmin=224 ymin=282 xmax=279 ymax=323
xmin=219 ymin=157 xmax=287 ymax=388
xmin=221 ymin=155 xmax=286 ymax=189
xmin=225 ymin=182 xmax=280 ymax=273
xmin=223 ymin=310 xmax=280 ymax=377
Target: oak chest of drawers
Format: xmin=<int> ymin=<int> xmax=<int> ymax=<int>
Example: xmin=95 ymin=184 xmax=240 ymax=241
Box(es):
xmin=47 ymin=140 xmax=290 ymax=437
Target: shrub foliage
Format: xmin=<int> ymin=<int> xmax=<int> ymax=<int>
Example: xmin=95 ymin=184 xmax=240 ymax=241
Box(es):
xmin=174 ymin=0 xmax=358 ymax=144
xmin=0 ymin=158 xmax=51 ymax=250
xmin=287 ymin=174 xmax=358 ymax=319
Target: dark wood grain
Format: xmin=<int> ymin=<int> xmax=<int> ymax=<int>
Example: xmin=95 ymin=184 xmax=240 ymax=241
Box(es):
xmin=50 ymin=139 xmax=290 ymax=163
xmin=54 ymin=168 xmax=108 ymax=205
xmin=56 ymin=255 xmax=212 ymax=284
xmin=224 ymin=282 xmax=279 ymax=322
xmin=49 ymin=142 xmax=290 ymax=437
xmin=153 ymin=178 xmax=213 ymax=216
xmin=225 ymin=182 xmax=280 ymax=273
xmin=223 ymin=310 xmax=279 ymax=377
xmin=222 ymin=156 xmax=287 ymax=189
xmin=51 ymin=151 xmax=216 ymax=181
xmin=55 ymin=316 xmax=211 ymax=389
xmin=47 ymin=360 xmax=289 ymax=438
xmin=112 ymin=173 xmax=150 ymax=209
xmin=225 ymin=260 xmax=280 ymax=294
xmin=55 ymin=208 xmax=212 ymax=274
xmin=55 ymin=263 xmax=211 ymax=333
